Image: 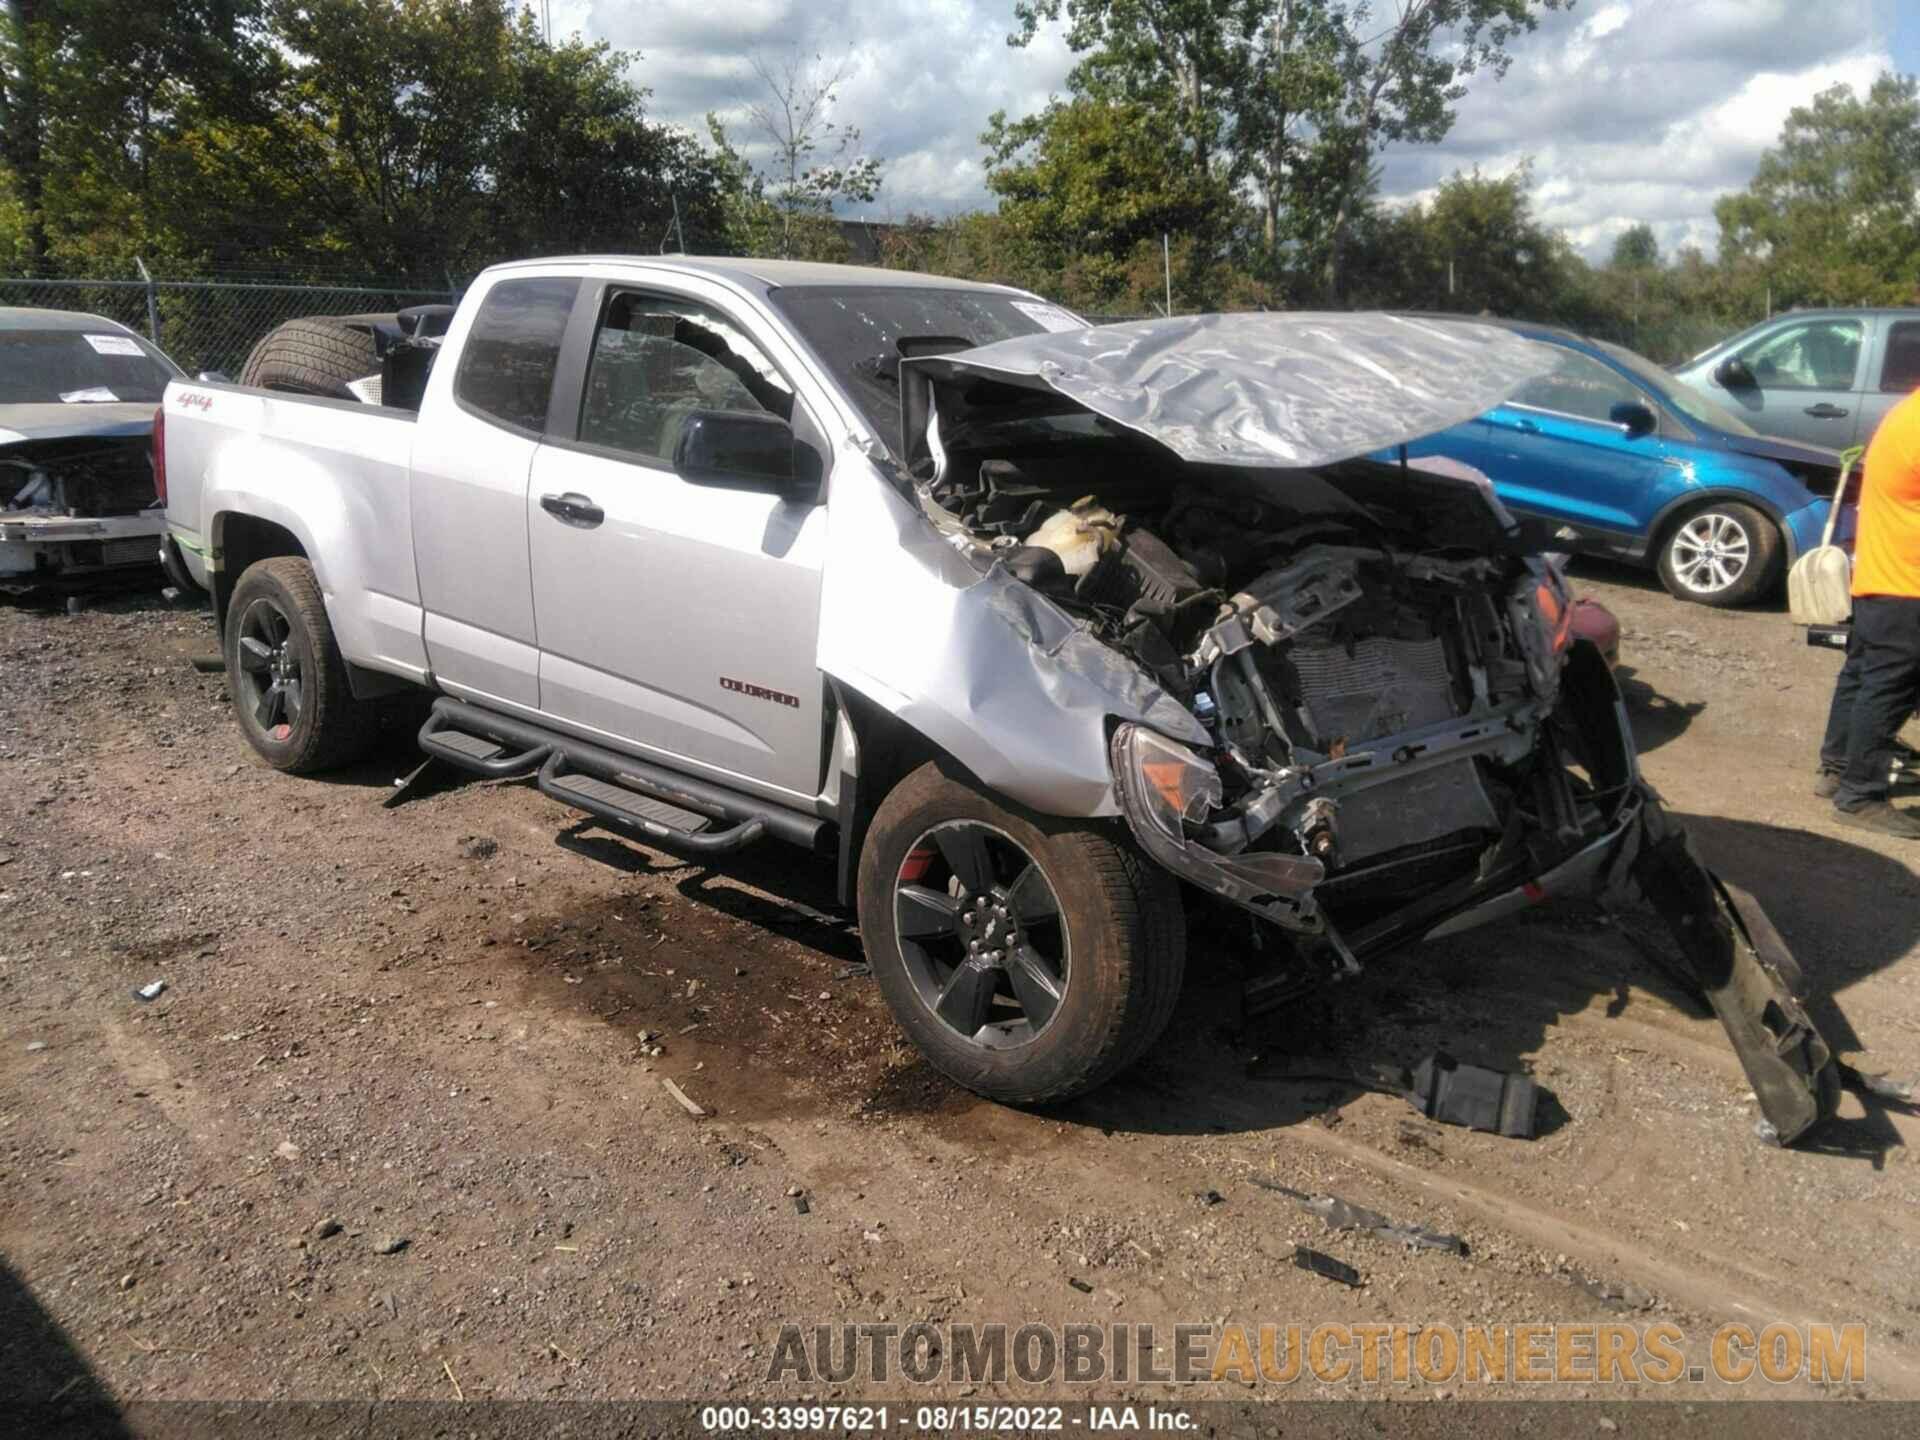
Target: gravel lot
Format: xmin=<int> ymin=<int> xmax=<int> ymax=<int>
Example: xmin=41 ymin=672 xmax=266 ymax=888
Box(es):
xmin=3 ymin=560 xmax=1918 ymax=1410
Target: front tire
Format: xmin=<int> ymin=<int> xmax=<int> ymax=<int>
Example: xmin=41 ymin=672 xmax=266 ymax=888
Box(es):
xmin=224 ymin=556 xmax=378 ymax=773
xmin=1656 ymin=501 xmax=1781 ymax=607
xmin=856 ymin=759 xmax=1185 ymax=1104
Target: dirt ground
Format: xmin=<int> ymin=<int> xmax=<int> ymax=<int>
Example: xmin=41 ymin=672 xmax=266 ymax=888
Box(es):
xmin=3 ymin=558 xmax=1918 ymax=1414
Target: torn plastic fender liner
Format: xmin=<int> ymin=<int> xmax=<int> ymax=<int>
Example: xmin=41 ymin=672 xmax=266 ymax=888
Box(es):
xmin=1619 ymin=801 xmax=1837 ymax=1146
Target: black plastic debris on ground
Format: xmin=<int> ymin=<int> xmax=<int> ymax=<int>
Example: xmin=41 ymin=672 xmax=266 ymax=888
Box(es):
xmin=1292 ymin=1247 xmax=1362 ymax=1288
xmin=1248 ymin=1049 xmax=1543 ymax=1139
xmin=1251 ymin=1178 xmax=1467 ymax=1256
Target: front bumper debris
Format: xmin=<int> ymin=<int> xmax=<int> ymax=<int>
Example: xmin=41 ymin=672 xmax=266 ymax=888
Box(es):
xmin=1618 ymin=800 xmax=1837 ymax=1146
xmin=1119 ymin=723 xmax=1839 ymax=1144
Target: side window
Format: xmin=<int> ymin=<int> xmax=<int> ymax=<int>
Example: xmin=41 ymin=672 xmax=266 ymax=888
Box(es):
xmin=578 ymin=292 xmax=795 ymax=465
xmin=1511 ymin=351 xmax=1643 ymax=425
xmin=1736 ymin=318 xmax=1863 ymax=391
xmin=1881 ymin=321 xmax=1920 ymax=393
xmin=453 ymin=277 xmax=578 ymax=433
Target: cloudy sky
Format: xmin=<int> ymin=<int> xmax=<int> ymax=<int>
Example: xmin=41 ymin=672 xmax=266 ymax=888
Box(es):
xmin=545 ymin=0 xmax=1920 ymax=261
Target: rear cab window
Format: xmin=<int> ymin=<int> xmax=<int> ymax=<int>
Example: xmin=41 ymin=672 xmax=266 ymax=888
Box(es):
xmin=453 ymin=277 xmax=579 ymax=434
xmin=1881 ymin=321 xmax=1920 ymax=393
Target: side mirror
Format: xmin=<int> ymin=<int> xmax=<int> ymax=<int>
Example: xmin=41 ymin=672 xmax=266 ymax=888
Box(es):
xmin=195 ymin=370 xmax=231 ymax=384
xmin=672 ymin=409 xmax=818 ymax=501
xmin=1713 ymin=356 xmax=1756 ymax=390
xmin=1609 ymin=401 xmax=1658 ymax=439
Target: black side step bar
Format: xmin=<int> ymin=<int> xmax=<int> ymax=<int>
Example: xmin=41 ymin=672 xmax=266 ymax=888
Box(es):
xmin=537 ymin=753 xmax=766 ymax=855
xmin=418 ymin=709 xmax=551 ymax=777
xmin=417 ymin=698 xmax=827 ymax=855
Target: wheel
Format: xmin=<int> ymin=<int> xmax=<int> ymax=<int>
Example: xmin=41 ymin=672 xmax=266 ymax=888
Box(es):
xmin=223 ymin=556 xmax=379 ymax=773
xmin=238 ymin=315 xmax=388 ymax=399
xmin=856 ymin=759 xmax=1185 ymax=1104
xmin=1655 ymin=501 xmax=1781 ymax=607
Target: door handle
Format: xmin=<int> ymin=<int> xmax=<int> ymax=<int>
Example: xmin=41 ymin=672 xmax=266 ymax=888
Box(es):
xmin=1511 ymin=417 xmax=1540 ymax=434
xmin=540 ymin=492 xmax=604 ymax=526
xmin=1804 ymin=403 xmax=1850 ymax=419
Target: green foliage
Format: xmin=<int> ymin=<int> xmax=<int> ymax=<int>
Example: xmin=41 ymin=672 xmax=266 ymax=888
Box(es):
xmin=1611 ymin=223 xmax=1660 ymax=271
xmin=1714 ymin=73 xmax=1920 ymax=306
xmin=0 ymin=0 xmax=735 ymax=279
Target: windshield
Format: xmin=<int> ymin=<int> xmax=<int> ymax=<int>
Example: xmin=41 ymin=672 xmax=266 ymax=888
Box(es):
xmin=1595 ymin=337 xmax=1760 ymax=438
xmin=0 ymin=328 xmax=180 ymax=405
xmin=767 ymin=286 xmax=1082 ymax=454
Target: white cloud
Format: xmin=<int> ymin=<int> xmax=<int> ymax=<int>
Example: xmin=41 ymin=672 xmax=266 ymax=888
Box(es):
xmin=1375 ymin=0 xmax=1894 ymax=259
xmin=553 ymin=0 xmax=1897 ymax=258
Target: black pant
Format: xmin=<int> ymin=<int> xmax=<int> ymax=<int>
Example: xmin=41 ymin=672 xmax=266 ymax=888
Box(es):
xmin=1834 ymin=594 xmax=1920 ymax=808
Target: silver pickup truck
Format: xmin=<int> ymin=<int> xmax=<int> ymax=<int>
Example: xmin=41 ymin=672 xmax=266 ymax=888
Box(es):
xmin=160 ymin=255 xmax=1837 ymax=1140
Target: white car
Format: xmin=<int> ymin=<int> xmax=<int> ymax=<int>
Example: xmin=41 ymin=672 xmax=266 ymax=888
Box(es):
xmin=0 ymin=308 xmax=186 ymax=589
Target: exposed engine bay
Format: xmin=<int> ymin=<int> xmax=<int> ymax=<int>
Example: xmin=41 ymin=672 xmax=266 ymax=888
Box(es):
xmin=0 ymin=435 xmax=162 ymax=585
xmin=922 ymin=446 xmax=1599 ymax=944
xmin=4 ymin=437 xmax=157 ymax=518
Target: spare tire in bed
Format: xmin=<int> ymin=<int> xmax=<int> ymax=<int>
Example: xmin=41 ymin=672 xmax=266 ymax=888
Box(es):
xmin=238 ymin=314 xmax=392 ymax=399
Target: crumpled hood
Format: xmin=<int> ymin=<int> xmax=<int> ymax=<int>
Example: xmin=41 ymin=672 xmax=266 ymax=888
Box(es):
xmin=0 ymin=402 xmax=158 ymax=446
xmin=901 ymin=311 xmax=1559 ymax=470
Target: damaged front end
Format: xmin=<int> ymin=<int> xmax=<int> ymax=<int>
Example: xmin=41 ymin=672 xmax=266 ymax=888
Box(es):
xmin=1 ymin=432 xmax=163 ymax=588
xmin=896 ymin=313 xmax=1839 ymax=1146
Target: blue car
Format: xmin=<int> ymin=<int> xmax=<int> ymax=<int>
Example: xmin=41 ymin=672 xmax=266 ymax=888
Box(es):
xmin=1393 ymin=320 xmax=1842 ymax=607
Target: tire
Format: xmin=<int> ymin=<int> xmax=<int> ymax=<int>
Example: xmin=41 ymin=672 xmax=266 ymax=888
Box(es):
xmin=223 ymin=556 xmax=379 ymax=773
xmin=1655 ymin=501 xmax=1782 ymax=607
xmin=238 ymin=315 xmax=388 ymax=399
xmin=856 ymin=759 xmax=1185 ymax=1104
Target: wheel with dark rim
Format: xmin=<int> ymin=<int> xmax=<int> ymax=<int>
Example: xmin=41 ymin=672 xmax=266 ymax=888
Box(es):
xmin=235 ymin=594 xmax=304 ymax=740
xmin=1655 ymin=500 xmax=1781 ymax=608
xmin=223 ymin=555 xmax=379 ymax=773
xmin=894 ymin=821 xmax=1070 ymax=1050
xmin=858 ymin=759 xmax=1185 ymax=1104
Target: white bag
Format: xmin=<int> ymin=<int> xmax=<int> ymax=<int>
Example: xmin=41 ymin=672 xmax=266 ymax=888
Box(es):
xmin=1788 ymin=457 xmax=1856 ymax=626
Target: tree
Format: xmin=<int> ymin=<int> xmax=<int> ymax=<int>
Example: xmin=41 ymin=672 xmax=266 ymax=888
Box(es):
xmin=1315 ymin=0 xmax=1571 ymax=297
xmin=1715 ymin=74 xmax=1920 ymax=306
xmin=728 ymin=48 xmax=882 ymax=259
xmin=1343 ymin=162 xmax=1567 ymax=318
xmin=1 ymin=1 xmax=278 ymax=266
xmin=1007 ymin=2 xmax=1569 ymax=297
xmin=1009 ymin=1 xmax=1249 ymax=185
xmin=1610 ymin=222 xmax=1659 ymax=270
xmin=983 ymin=95 xmax=1235 ymax=309
xmin=488 ymin=14 xmax=730 ymax=261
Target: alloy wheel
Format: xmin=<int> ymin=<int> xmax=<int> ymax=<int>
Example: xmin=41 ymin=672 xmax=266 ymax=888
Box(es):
xmin=892 ymin=821 xmax=1070 ymax=1050
xmin=235 ymin=596 xmax=304 ymax=740
xmin=1669 ymin=511 xmax=1751 ymax=595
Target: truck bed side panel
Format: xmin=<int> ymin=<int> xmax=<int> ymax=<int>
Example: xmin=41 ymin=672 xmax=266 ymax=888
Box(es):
xmin=165 ymin=385 xmax=428 ymax=682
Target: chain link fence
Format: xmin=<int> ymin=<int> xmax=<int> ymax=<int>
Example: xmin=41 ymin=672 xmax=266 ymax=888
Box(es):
xmin=0 ymin=272 xmax=459 ymax=378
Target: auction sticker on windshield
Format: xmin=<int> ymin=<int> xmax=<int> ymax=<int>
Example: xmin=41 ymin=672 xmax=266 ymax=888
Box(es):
xmin=1011 ymin=300 xmax=1086 ymax=332
xmin=84 ymin=333 xmax=146 ymax=357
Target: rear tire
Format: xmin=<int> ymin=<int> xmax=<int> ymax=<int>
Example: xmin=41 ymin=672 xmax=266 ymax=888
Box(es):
xmin=1655 ymin=501 xmax=1781 ymax=607
xmin=238 ymin=315 xmax=388 ymax=399
xmin=224 ymin=556 xmax=379 ymax=773
xmin=856 ymin=759 xmax=1185 ymax=1104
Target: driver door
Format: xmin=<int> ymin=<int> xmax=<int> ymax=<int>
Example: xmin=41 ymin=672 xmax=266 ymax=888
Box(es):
xmin=525 ymin=285 xmax=829 ymax=805
xmin=1719 ymin=316 xmax=1867 ymax=448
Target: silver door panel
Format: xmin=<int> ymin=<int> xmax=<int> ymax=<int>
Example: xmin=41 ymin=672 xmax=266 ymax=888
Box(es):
xmin=527 ymin=446 xmax=827 ymax=798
